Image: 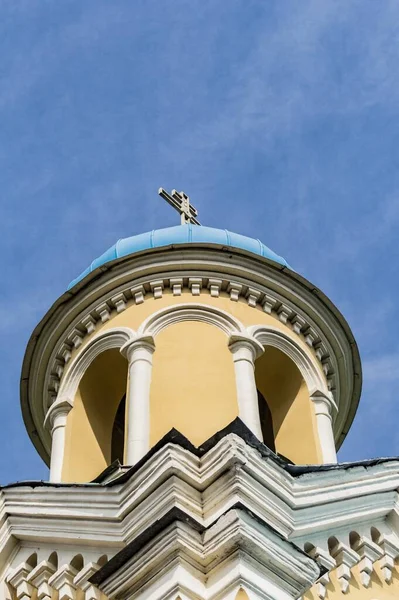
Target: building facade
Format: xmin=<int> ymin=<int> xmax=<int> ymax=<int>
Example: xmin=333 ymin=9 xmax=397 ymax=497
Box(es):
xmin=2 ymin=202 xmax=399 ymax=599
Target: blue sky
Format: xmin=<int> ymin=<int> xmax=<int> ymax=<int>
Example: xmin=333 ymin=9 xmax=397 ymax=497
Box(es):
xmin=1 ymin=0 xmax=399 ymax=482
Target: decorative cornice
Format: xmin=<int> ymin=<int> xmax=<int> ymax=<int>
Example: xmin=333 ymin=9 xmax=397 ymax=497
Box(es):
xmin=26 ymin=560 xmax=56 ymax=600
xmin=54 ymin=276 xmax=336 ymax=376
xmin=2 ymin=431 xmax=399 ymax=599
xmin=46 ymin=276 xmax=336 ymax=414
xmin=93 ymin=506 xmax=321 ymax=600
xmin=329 ymin=541 xmax=359 ymax=594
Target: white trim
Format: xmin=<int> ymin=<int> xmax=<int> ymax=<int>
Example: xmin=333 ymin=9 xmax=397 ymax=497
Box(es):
xmin=99 ymin=508 xmax=320 ymax=600
xmin=310 ymin=390 xmax=338 ymax=464
xmin=248 ymin=325 xmax=328 ymax=395
xmin=46 ymin=277 xmax=336 ymax=408
xmin=137 ymin=304 xmax=269 ymax=443
xmin=249 ymin=325 xmax=335 ymax=463
xmin=43 ymin=327 xmax=136 ymax=481
xmin=138 ymin=302 xmax=245 ymax=337
xmin=44 ymin=398 xmax=73 ymax=483
xmin=55 ymin=327 xmax=135 ymax=410
xmin=121 ymin=336 xmax=156 ymax=464
xmin=229 ymin=334 xmax=264 ymax=440
xmin=3 ymin=434 xmax=399 ymax=599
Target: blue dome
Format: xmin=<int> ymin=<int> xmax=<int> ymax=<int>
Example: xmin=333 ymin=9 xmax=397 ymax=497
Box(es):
xmin=68 ymin=225 xmax=290 ymax=289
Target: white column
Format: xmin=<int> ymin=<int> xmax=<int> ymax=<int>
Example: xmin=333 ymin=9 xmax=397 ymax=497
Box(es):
xmin=45 ymin=398 xmax=73 ymax=483
xmin=229 ymin=334 xmax=264 ymax=441
xmin=121 ymin=335 xmax=156 ymax=465
xmin=311 ymin=389 xmax=338 ymax=463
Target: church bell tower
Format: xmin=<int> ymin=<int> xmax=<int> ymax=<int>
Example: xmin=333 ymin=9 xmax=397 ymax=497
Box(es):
xmin=7 ymin=188 xmax=396 ymax=600
xmin=22 ymin=188 xmax=360 ymax=485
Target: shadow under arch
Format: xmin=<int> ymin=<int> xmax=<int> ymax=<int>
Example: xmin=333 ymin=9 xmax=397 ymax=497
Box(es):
xmin=249 ymin=325 xmax=327 ymax=464
xmin=54 ymin=328 xmax=135 ymax=483
xmin=112 ymin=394 xmax=126 ymax=464
xmin=63 ymin=347 xmax=128 ymax=482
xmin=26 ymin=553 xmax=37 ymax=569
xmin=248 ymin=325 xmax=327 ymax=393
xmin=70 ymin=553 xmax=84 ymax=571
xmin=56 ymin=327 xmax=136 ymax=407
xmin=257 ymin=389 xmax=275 ymax=452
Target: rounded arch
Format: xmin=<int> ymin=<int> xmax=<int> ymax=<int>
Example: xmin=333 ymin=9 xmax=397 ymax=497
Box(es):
xmin=139 ymin=303 xmax=243 ymax=448
xmin=249 ymin=325 xmax=327 ymax=464
xmin=56 ymin=327 xmax=136 ymax=407
xmin=138 ymin=303 xmax=245 ymax=337
xmin=248 ymin=324 xmax=328 ymax=395
xmin=51 ymin=327 xmax=133 ymax=483
xmin=70 ymin=554 xmax=84 ymax=571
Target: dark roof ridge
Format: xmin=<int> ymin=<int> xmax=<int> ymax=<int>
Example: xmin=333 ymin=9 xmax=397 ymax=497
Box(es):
xmin=2 ymin=419 xmax=399 ymax=489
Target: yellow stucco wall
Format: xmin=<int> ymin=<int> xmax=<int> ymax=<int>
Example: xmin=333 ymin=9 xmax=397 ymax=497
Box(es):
xmin=60 ymin=290 xmax=328 ymax=481
xmin=305 ymin=563 xmax=399 ymax=599
xmin=255 ymin=347 xmax=321 ymax=463
xmin=149 ymin=320 xmax=238 ymax=446
xmin=63 ymin=348 xmax=128 ymax=482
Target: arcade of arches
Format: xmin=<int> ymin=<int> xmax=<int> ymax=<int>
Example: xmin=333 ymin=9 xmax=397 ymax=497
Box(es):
xmin=61 ymin=320 xmax=322 ymax=483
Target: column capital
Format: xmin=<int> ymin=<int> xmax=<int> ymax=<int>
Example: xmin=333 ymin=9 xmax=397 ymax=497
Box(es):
xmin=310 ymin=388 xmax=338 ymax=463
xmin=120 ymin=335 xmax=156 ymax=361
xmin=310 ymin=389 xmax=337 ymax=418
xmin=44 ymin=397 xmax=73 ymax=432
xmin=228 ymin=333 xmax=264 ymax=361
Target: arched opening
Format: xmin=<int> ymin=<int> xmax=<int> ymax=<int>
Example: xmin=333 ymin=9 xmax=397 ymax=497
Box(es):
xmin=97 ymin=554 xmax=108 ymax=567
xmin=371 ymin=526 xmax=382 ymax=544
xmin=255 ymin=346 xmax=321 ymax=464
xmin=349 ymin=531 xmax=360 ymax=549
xmin=111 ymin=395 xmax=126 ymax=464
xmin=48 ymin=552 xmax=58 ymax=569
xmin=257 ymin=389 xmax=275 ymax=452
xmin=328 ymin=536 xmax=340 ymax=554
xmin=70 ymin=554 xmax=84 ymax=571
xmin=26 ymin=553 xmax=37 ymax=569
xmin=62 ymin=348 xmax=128 ymax=482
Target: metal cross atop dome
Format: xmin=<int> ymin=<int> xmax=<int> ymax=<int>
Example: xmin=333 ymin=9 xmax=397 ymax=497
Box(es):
xmin=158 ymin=187 xmax=201 ymax=226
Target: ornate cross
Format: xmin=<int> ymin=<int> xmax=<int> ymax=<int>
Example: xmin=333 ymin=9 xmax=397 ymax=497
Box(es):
xmin=158 ymin=187 xmax=201 ymax=226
